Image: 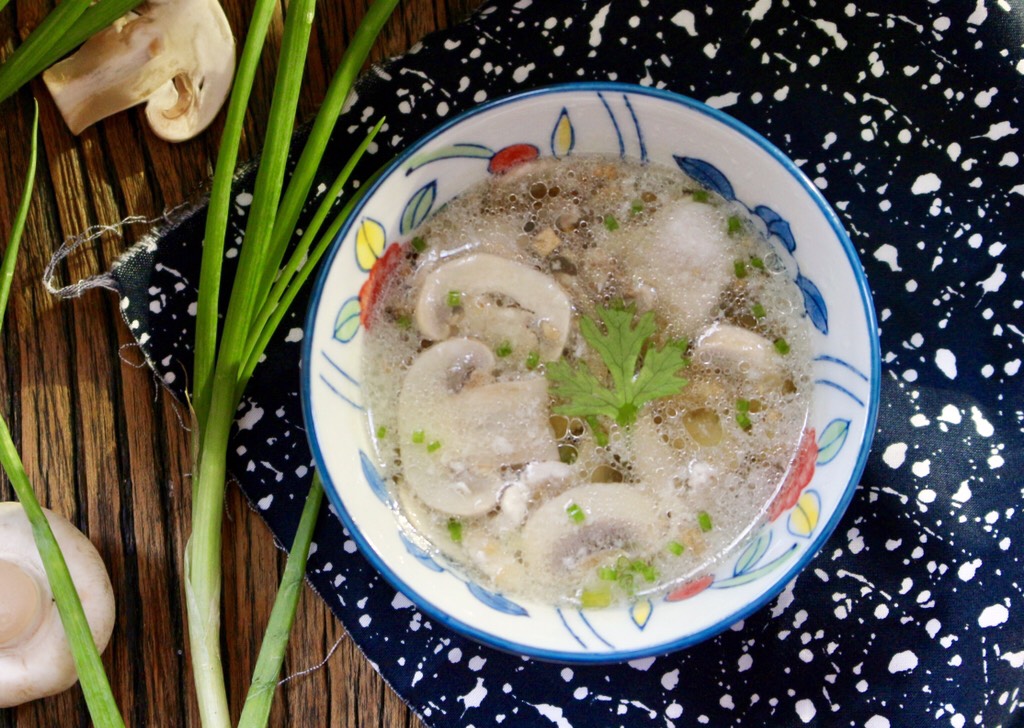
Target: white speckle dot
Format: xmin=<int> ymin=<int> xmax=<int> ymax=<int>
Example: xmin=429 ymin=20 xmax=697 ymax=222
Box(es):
xmin=935 ymin=349 xmax=957 ymax=379
xmin=979 ymin=603 xmax=1009 ymax=627
xmin=468 ymin=655 xmax=487 ymax=671
xmin=666 ymin=703 xmax=684 ymax=719
xmin=971 ymin=407 xmax=994 ymax=437
xmin=912 ymin=173 xmax=942 ymax=195
xmin=883 ymin=443 xmax=908 ymax=468
xmin=795 ymin=698 xmax=816 ymax=723
xmin=875 ymin=604 xmax=890 ymax=619
xmin=865 ymin=717 xmax=891 ymax=728
xmin=560 ymin=667 xmax=573 ymax=682
xmin=918 ymin=488 xmax=936 ymax=503
xmin=661 ymin=669 xmax=680 ymax=690
xmin=573 ymin=686 xmax=589 ymax=700
xmin=888 ymin=650 xmax=919 ymax=673
xmin=738 ymin=654 xmax=753 ymax=672
xmin=911 ymin=460 xmax=931 ymax=478
xmin=257 ymin=495 xmax=273 ymax=510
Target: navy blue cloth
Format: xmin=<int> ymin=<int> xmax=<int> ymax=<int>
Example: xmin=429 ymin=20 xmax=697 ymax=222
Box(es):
xmin=115 ymin=1 xmax=1024 ymax=725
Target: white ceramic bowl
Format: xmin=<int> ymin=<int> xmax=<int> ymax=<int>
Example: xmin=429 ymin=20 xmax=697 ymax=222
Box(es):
xmin=301 ymin=83 xmax=880 ymax=662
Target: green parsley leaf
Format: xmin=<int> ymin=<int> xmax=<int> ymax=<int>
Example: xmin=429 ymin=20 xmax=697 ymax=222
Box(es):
xmin=410 ymin=236 xmax=427 ymax=252
xmin=697 ymin=511 xmax=713 ymax=532
xmin=546 ymin=302 xmax=690 ymax=427
xmin=603 ymin=214 xmax=620 ymax=231
xmin=447 ymin=518 xmax=463 ymax=543
xmin=692 ymin=189 xmax=709 ymax=203
xmin=566 ymin=502 xmax=586 ymax=524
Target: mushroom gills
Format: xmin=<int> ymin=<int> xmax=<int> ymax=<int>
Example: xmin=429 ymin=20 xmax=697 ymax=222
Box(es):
xmin=414 ymin=253 xmax=572 ymax=361
xmin=520 ymin=483 xmax=666 ymax=590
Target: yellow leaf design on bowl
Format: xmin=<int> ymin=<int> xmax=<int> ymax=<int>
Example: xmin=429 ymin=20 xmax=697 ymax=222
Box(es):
xmin=356 ymin=217 xmax=387 ymax=272
xmin=631 ymin=598 xmax=653 ymax=629
xmin=552 ymin=108 xmax=575 ymax=158
xmin=788 ymin=490 xmax=820 ymax=538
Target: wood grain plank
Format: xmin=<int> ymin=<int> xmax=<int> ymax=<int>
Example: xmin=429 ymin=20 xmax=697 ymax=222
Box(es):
xmin=0 ymin=0 xmax=481 ymax=725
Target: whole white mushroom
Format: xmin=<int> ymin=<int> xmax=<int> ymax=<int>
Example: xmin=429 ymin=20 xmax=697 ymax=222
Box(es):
xmin=0 ymin=502 xmax=116 ymax=708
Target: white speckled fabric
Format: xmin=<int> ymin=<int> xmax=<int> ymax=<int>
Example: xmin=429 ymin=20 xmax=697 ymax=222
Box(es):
xmin=111 ymin=1 xmax=1024 ymax=725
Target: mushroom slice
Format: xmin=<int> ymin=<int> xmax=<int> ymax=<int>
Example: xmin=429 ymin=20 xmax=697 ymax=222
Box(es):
xmin=399 ymin=338 xmax=559 ymax=516
xmin=42 ymin=0 xmax=235 ymax=141
xmin=0 ymin=503 xmax=115 ymax=708
xmin=609 ymin=197 xmax=732 ymax=339
xmin=414 ymin=253 xmax=572 ymax=361
xmin=697 ymin=323 xmax=786 ymax=387
xmin=521 ymin=483 xmax=665 ymax=588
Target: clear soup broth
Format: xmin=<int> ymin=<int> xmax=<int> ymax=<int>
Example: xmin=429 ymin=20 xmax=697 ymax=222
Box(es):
xmin=362 ymin=156 xmax=812 ymax=608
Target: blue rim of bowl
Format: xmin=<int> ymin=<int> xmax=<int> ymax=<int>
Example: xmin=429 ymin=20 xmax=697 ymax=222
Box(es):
xmin=301 ymin=81 xmax=882 ymax=663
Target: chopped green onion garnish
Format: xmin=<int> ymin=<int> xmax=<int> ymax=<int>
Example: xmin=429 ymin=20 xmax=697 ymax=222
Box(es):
xmin=446 ymin=290 xmax=462 ymax=307
xmin=736 ymin=398 xmax=751 ymax=413
xmin=598 ymin=566 xmax=618 ymax=581
xmin=525 ymin=350 xmax=540 ymax=370
xmin=750 ymin=256 xmax=765 ymax=270
xmin=736 ymin=412 xmax=753 ymax=430
xmin=586 ymin=415 xmax=609 ymax=447
xmin=751 ymin=303 xmax=767 ymax=319
xmin=633 ymin=559 xmax=658 ymax=582
xmin=697 ymin=511 xmax=713 ymax=532
xmin=734 ymin=260 xmax=748 ymax=278
xmin=447 ymin=518 xmax=463 ymax=543
xmin=727 ymin=215 xmax=743 ymax=235
xmin=566 ymin=502 xmax=586 ymax=524
xmin=603 ymin=214 xmax=620 ymax=231
xmin=692 ymin=189 xmax=709 ymax=203
xmin=375 ymin=425 xmax=387 ymax=439
xmin=631 ymin=200 xmax=644 ymax=215
xmin=411 ymin=429 xmax=425 ymax=444
xmin=427 ymin=440 xmax=442 ymax=453
xmin=667 ymin=541 xmax=685 ymax=556
xmin=410 ymin=236 xmax=427 ymax=252
xmin=396 ymin=313 xmax=412 ymax=329
xmin=495 ymin=340 xmax=513 ymax=357
xmin=774 ymin=337 xmax=791 ymax=355
xmin=580 ymin=586 xmax=612 ymax=609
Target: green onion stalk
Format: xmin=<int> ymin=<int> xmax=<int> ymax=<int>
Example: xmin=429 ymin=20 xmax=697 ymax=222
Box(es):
xmin=0 ymin=107 xmax=125 ymax=727
xmin=186 ymin=0 xmax=399 ymax=725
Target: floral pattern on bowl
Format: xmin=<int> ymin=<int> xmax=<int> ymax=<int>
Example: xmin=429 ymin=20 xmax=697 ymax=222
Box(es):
xmin=301 ymin=83 xmax=880 ymax=662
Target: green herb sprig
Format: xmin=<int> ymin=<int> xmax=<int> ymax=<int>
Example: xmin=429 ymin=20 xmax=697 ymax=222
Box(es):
xmin=546 ymin=302 xmax=690 ymax=427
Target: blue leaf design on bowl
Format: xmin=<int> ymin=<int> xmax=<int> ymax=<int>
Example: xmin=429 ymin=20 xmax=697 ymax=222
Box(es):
xmin=796 ymin=272 xmax=829 ymax=334
xmin=673 ymin=156 xmax=735 ymax=200
xmin=401 ymin=181 xmax=437 ymax=235
xmin=359 ymin=450 xmax=391 ymax=504
xmin=753 ymin=204 xmax=797 ymax=253
xmin=398 ymin=532 xmax=445 ymax=573
xmin=466 ymin=582 xmax=530 ymax=617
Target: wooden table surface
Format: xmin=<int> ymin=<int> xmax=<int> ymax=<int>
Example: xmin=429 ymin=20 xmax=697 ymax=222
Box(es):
xmin=0 ymin=0 xmax=481 ymax=724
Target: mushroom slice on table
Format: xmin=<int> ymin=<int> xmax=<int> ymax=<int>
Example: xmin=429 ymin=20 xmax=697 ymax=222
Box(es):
xmin=414 ymin=253 xmax=572 ymax=361
xmin=0 ymin=503 xmax=115 ymax=708
xmin=42 ymin=0 xmax=235 ymax=141
xmin=399 ymin=337 xmax=560 ymax=517
xmin=520 ymin=483 xmax=666 ymax=588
